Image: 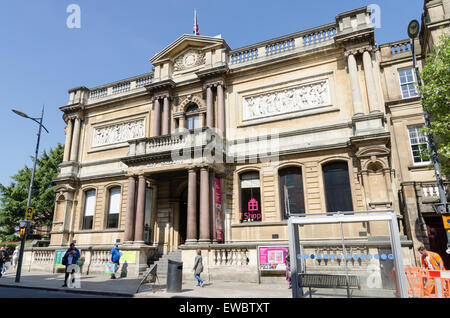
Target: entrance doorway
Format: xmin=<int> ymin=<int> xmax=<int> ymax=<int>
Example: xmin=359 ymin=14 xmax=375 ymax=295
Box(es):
xmin=179 ymin=188 xmax=188 ymax=245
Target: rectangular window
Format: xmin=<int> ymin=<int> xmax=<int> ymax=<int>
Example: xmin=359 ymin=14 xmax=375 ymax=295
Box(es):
xmin=279 ymin=167 xmax=305 ymax=218
xmin=323 ymin=162 xmax=353 ymax=213
xmin=240 ymin=173 xmax=262 ymax=223
xmin=106 ymin=187 xmax=121 ymax=229
xmin=83 ymin=190 xmax=96 ymax=230
xmin=187 ymin=115 xmax=199 ymax=130
xmin=398 ymin=68 xmax=419 ymax=99
xmin=408 ymin=125 xmax=430 ymax=164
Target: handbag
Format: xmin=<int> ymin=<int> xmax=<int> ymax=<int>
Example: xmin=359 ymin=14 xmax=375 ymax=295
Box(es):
xmin=105 ymin=262 xmax=118 ymax=274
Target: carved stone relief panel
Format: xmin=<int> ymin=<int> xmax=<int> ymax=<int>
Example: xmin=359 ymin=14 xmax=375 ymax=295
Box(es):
xmin=92 ymin=119 xmax=145 ymax=147
xmin=174 ymin=49 xmax=206 ymax=72
xmin=242 ymin=80 xmax=331 ymax=121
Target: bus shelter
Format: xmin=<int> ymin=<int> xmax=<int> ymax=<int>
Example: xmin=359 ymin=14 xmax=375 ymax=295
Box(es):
xmin=288 ymin=211 xmax=409 ymax=298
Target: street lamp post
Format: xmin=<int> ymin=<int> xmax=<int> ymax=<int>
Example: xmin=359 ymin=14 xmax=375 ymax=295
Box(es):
xmin=408 ymin=20 xmax=450 ymax=253
xmin=12 ymin=105 xmax=49 ymax=283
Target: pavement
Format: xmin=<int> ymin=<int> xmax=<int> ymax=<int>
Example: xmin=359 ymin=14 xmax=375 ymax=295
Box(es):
xmin=0 ymin=269 xmax=293 ymax=298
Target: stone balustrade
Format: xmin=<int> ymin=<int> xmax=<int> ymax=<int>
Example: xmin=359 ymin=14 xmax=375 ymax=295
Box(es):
xmin=87 ymin=73 xmax=153 ymax=102
xmin=127 ymin=128 xmax=214 ymax=159
xmin=32 ymin=250 xmax=54 ymax=264
xmin=390 ymin=39 xmax=412 ymax=55
xmin=112 ymin=81 xmax=131 ymax=94
xmin=265 ymin=38 xmax=295 ymax=56
xmin=229 ymin=23 xmax=337 ymax=66
xmin=211 ymin=248 xmax=250 ymax=266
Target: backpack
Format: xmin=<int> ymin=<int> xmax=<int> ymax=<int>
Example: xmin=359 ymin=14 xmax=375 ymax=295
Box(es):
xmin=62 ymin=253 xmax=68 ymax=266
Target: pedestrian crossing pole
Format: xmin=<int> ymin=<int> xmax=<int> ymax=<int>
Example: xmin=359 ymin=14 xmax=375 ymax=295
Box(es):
xmin=12 ymin=105 xmax=49 ymax=283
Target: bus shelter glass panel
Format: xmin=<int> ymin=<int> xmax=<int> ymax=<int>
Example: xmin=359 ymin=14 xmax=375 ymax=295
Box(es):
xmin=294 ymin=218 xmax=403 ymax=298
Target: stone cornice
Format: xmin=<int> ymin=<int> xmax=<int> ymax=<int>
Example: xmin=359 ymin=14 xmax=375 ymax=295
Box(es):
xmin=145 ymin=79 xmax=176 ymax=95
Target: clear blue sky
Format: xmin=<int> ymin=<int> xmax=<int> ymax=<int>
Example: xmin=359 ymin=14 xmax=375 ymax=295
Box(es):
xmin=0 ymin=0 xmax=424 ymax=186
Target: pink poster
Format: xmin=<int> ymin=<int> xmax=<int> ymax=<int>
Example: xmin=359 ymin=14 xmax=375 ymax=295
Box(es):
xmin=258 ymin=247 xmax=288 ymax=271
xmin=215 ymin=177 xmax=224 ymax=243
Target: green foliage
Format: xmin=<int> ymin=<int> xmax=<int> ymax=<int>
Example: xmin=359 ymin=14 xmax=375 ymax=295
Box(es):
xmin=0 ymin=144 xmax=64 ymax=241
xmin=419 ymin=33 xmax=450 ymax=176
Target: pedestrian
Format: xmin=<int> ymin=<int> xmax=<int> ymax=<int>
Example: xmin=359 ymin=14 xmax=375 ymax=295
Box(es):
xmin=62 ymin=243 xmax=80 ymax=287
xmin=192 ymin=249 xmax=204 ymax=287
xmin=418 ymin=246 xmax=446 ymax=297
xmin=0 ymin=247 xmax=4 ymax=278
xmin=12 ymin=246 xmax=19 ymax=270
xmin=1 ymin=247 xmax=8 ymax=275
xmin=285 ymin=249 xmax=292 ymax=289
xmin=110 ymin=243 xmax=121 ymax=279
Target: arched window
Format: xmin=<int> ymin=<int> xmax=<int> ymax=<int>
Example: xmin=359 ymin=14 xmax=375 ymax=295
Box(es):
xmin=240 ymin=172 xmax=261 ymax=223
xmin=82 ymin=189 xmax=96 ymax=230
xmin=322 ymin=162 xmax=353 ymax=213
xmin=186 ymin=104 xmax=200 ymax=130
xmin=106 ymin=187 xmax=121 ymax=229
xmin=279 ymin=167 xmax=305 ymax=218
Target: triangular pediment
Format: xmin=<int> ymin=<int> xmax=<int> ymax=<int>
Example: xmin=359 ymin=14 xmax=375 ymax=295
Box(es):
xmin=150 ymin=34 xmax=230 ymax=65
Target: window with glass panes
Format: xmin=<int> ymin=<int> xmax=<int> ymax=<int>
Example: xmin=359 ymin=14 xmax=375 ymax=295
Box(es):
xmin=398 ymin=68 xmax=418 ymax=99
xmin=408 ymin=125 xmax=430 ymax=164
xmin=107 ymin=187 xmax=121 ymax=229
xmin=82 ymin=190 xmax=96 ymax=230
xmin=240 ymin=172 xmax=262 ymax=223
xmin=279 ymin=167 xmax=305 ymax=218
xmin=186 ymin=105 xmax=200 ymax=130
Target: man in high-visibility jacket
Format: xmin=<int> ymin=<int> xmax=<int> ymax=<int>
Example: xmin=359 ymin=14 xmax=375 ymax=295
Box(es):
xmin=418 ymin=246 xmax=446 ymax=297
xmin=418 ymin=246 xmax=446 ymax=271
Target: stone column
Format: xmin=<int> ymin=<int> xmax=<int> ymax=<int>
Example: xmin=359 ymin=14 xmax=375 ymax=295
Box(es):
xmin=162 ymin=96 xmax=170 ymax=135
xmin=210 ymin=171 xmax=217 ymax=243
xmin=63 ymin=119 xmax=73 ymax=162
xmin=199 ymin=167 xmax=210 ymax=243
xmin=134 ymin=175 xmax=146 ymax=243
xmin=217 ymin=84 xmax=225 ymax=136
xmin=69 ymin=117 xmax=81 ymax=162
xmin=124 ymin=176 xmax=136 ymax=243
xmin=153 ymin=98 xmax=161 ymax=137
xmin=347 ymin=53 xmax=364 ymax=116
xmin=179 ymin=116 xmax=186 ymax=130
xmin=362 ymin=50 xmax=380 ymax=113
xmin=186 ymin=169 xmax=198 ymax=244
xmin=206 ymin=86 xmax=214 ymax=128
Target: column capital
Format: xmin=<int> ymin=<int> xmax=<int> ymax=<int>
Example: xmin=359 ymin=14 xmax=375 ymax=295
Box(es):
xmin=203 ymin=80 xmax=226 ymax=90
xmin=153 ymin=94 xmax=172 ymax=101
xmin=344 ymin=45 xmax=375 ymax=58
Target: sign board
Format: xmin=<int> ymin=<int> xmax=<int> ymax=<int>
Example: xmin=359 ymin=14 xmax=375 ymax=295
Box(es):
xmin=120 ymin=251 xmax=137 ymax=264
xmin=25 ymin=206 xmax=34 ymax=220
xmin=443 ymin=215 xmax=450 ymax=230
xmin=258 ymin=246 xmax=288 ymax=271
xmin=55 ymin=250 xmax=66 ymax=268
xmin=215 ymin=178 xmax=224 ymax=243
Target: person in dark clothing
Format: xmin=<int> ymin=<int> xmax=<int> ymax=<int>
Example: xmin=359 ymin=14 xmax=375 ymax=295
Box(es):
xmin=285 ymin=249 xmax=292 ymax=289
xmin=0 ymin=248 xmax=4 ymax=278
xmin=62 ymin=243 xmax=80 ymax=287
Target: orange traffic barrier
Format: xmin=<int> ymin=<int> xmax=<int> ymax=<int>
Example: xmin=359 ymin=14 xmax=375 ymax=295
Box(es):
xmin=404 ymin=267 xmax=450 ymax=298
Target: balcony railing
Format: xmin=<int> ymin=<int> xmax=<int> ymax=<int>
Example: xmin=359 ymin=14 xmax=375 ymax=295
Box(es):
xmin=229 ymin=23 xmax=337 ymax=66
xmin=127 ymin=128 xmax=217 ymax=159
xmin=88 ymin=73 xmax=153 ymax=101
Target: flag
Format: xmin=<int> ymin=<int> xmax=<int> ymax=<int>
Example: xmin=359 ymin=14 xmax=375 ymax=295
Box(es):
xmin=193 ymin=9 xmax=199 ymax=36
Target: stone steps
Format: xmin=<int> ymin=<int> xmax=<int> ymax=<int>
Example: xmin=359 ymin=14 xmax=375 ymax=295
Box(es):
xmin=148 ymin=250 xmax=182 ymax=279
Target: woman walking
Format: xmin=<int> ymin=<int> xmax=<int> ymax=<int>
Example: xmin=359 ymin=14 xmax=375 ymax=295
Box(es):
xmin=193 ymin=249 xmax=204 ymax=287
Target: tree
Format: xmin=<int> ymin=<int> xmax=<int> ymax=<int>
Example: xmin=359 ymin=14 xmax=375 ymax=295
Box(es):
xmin=419 ymin=33 xmax=450 ymax=176
xmin=0 ymin=144 xmax=64 ymax=241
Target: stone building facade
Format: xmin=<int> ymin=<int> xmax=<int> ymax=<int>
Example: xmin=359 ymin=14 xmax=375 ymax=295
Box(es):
xmin=25 ymin=2 xmax=449 ymax=284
